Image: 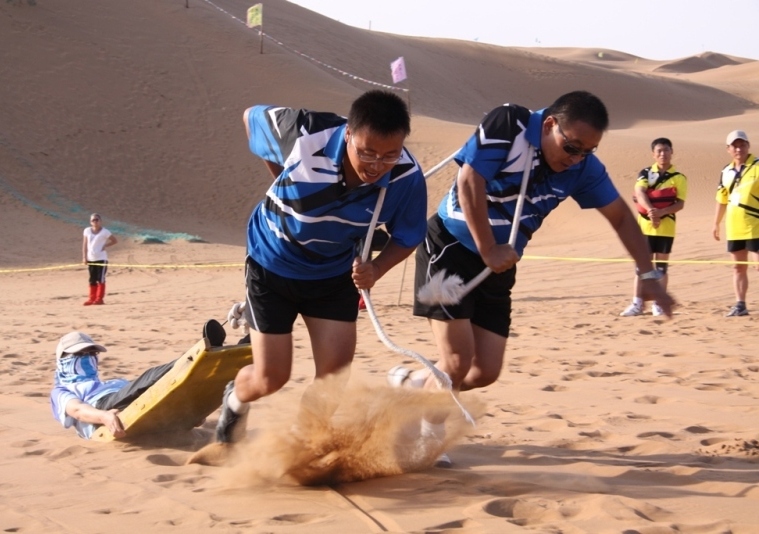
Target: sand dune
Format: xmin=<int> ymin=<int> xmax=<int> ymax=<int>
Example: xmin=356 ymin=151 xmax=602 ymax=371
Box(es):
xmin=2 ymin=0 xmax=759 ymax=532
xmin=655 ymin=51 xmax=748 ymax=74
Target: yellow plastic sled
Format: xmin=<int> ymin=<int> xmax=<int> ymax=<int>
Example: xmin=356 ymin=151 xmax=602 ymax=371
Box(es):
xmin=91 ymin=338 xmax=252 ymax=442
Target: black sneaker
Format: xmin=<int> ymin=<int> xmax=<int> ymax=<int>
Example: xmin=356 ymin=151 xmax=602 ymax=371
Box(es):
xmin=726 ymin=305 xmax=749 ymax=317
xmin=215 ymin=381 xmax=249 ymax=443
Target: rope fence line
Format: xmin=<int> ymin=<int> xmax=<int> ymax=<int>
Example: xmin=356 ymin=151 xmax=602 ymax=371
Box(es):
xmin=199 ymin=0 xmax=407 ymax=93
xmin=2 ymin=256 xmax=757 ymax=275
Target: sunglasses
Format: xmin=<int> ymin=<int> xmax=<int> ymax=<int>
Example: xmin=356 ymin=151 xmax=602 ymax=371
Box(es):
xmin=553 ymin=119 xmax=597 ymax=158
xmin=90 ymin=218 xmax=100 ymax=222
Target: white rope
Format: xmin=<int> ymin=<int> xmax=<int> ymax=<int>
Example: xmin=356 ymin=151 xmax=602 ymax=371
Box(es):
xmin=417 ymin=144 xmax=535 ymax=306
xmin=423 ymin=151 xmax=458 ymax=179
xmin=360 ymin=188 xmax=474 ymax=425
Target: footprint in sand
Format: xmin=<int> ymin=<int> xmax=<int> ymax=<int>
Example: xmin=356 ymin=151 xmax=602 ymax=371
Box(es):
xmin=425 ymin=518 xmax=481 ymax=530
xmin=270 ymin=513 xmax=329 ymax=525
xmin=684 ymin=425 xmax=713 ymax=434
xmin=146 ymin=453 xmax=186 ymax=467
xmin=637 ymin=431 xmax=677 ymax=439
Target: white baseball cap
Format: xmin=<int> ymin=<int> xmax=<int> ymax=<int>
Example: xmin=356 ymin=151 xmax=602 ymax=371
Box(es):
xmin=726 ymin=130 xmax=749 ymax=145
xmin=55 ymin=331 xmax=107 ymax=359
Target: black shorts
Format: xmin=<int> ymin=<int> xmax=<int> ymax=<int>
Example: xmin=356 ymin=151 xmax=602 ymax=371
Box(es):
xmin=413 ymin=215 xmax=514 ymax=337
xmin=245 ymin=256 xmax=359 ymax=335
xmin=727 ymin=239 xmax=759 ymax=253
xmin=646 ymin=235 xmax=674 ymax=255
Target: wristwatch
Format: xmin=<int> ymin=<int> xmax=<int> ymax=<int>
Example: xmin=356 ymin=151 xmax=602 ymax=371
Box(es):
xmin=638 ymin=269 xmax=663 ymax=281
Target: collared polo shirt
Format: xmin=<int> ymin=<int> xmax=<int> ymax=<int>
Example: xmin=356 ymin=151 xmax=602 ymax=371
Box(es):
xmin=245 ymin=105 xmax=427 ymax=279
xmin=438 ymin=104 xmax=619 ymax=256
xmin=716 ymin=154 xmax=759 ymax=240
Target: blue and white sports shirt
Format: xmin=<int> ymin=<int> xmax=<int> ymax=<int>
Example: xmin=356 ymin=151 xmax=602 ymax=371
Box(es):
xmin=439 ymin=104 xmax=619 ymax=255
xmin=245 ymin=106 xmax=427 ymax=279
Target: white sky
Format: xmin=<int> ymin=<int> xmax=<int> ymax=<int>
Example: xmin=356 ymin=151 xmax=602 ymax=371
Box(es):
xmin=288 ymin=0 xmax=759 ymax=61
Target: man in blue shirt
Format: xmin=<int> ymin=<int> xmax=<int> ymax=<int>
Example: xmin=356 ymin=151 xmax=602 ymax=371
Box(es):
xmin=389 ymin=91 xmax=674 ymax=466
xmin=216 ymin=90 xmax=427 ymax=443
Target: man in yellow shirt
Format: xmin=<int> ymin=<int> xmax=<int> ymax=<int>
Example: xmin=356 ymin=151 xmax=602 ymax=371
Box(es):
xmin=713 ymin=130 xmax=759 ymax=317
xmin=621 ymin=138 xmax=687 ymax=317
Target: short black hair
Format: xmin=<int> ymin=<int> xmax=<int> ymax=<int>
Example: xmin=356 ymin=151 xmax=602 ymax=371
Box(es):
xmin=651 ymin=137 xmax=672 ymax=150
xmin=348 ymin=90 xmax=410 ymax=137
xmin=545 ymin=91 xmax=609 ymax=132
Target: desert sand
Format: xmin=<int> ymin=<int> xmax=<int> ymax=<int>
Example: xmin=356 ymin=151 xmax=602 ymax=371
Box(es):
xmin=1 ymin=0 xmax=758 ymax=532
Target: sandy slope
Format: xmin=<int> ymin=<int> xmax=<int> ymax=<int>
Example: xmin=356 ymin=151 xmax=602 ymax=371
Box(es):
xmin=1 ymin=0 xmax=758 ymax=533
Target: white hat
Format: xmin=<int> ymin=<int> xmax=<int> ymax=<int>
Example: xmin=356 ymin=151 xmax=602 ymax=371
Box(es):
xmin=726 ymin=130 xmax=749 ymax=145
xmin=55 ymin=331 xmax=108 ymax=359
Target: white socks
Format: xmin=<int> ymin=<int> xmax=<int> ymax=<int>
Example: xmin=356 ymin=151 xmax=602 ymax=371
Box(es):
xmin=227 ymin=389 xmax=250 ymax=414
xmin=632 ymin=297 xmax=643 ymax=306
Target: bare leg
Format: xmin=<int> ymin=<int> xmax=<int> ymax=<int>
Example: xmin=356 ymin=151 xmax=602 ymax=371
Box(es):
xmin=425 ymin=318 xmax=506 ymax=391
xmin=653 ymin=252 xmax=670 ymax=293
xmin=732 ymin=250 xmax=749 ymax=303
xmin=234 ymin=331 xmax=292 ymax=403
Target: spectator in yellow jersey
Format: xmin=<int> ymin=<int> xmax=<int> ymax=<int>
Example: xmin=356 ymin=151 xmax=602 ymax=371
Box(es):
xmin=713 ymin=130 xmax=759 ymax=317
xmin=621 ymin=138 xmax=687 ymax=317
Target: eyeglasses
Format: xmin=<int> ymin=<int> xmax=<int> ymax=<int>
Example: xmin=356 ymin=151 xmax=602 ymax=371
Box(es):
xmin=553 ymin=119 xmax=597 ymax=158
xmin=90 ymin=218 xmax=100 ymax=222
xmin=350 ymin=136 xmax=402 ymax=165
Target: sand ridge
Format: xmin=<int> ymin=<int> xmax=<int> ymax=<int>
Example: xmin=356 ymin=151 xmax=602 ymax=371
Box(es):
xmin=2 ymin=0 xmax=759 ymax=532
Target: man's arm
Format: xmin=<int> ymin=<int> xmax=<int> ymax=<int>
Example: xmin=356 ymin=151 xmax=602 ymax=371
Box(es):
xmin=65 ymin=398 xmax=126 ymax=438
xmin=633 ymin=182 xmax=662 ymax=228
xmin=105 ymin=234 xmax=118 ymax=248
xmin=352 ymin=241 xmax=415 ymax=290
xmin=243 ymin=107 xmax=285 ymax=178
xmin=82 ymin=235 xmax=88 ymax=265
xmin=712 ymin=202 xmax=727 ymax=241
xmin=458 ymin=163 xmax=520 ymax=273
xmin=262 ymin=160 xmax=284 ymax=179
xmin=597 ymin=197 xmax=675 ymax=316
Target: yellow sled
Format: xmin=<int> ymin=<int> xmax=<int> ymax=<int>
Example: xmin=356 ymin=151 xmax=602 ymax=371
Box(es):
xmin=91 ymin=338 xmax=251 ymax=442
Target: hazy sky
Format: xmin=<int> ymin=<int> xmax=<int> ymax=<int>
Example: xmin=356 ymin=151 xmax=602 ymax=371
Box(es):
xmin=288 ymin=0 xmax=759 ymax=61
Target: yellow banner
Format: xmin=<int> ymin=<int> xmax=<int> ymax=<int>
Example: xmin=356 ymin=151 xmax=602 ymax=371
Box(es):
xmin=246 ymin=4 xmax=262 ymax=28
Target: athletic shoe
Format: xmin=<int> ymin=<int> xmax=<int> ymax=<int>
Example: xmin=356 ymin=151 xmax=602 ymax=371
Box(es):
xmin=619 ymin=303 xmax=643 ymax=317
xmin=387 ymin=365 xmax=431 ymax=389
xmin=651 ymin=303 xmax=664 ymax=317
xmin=215 ymin=381 xmax=249 ymax=443
xmin=435 ymin=452 xmax=452 ymax=468
xmin=387 ymin=365 xmax=413 ymax=387
xmin=726 ymin=305 xmax=749 ymax=317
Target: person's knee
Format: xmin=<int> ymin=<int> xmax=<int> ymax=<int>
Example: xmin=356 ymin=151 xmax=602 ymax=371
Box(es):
xmin=462 ymin=365 xmax=501 ymax=390
xmin=235 ymin=365 xmax=290 ymax=399
xmin=734 ymin=264 xmax=748 ymax=275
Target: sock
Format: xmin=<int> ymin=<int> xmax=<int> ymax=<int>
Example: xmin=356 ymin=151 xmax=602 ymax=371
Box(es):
xmin=421 ymin=419 xmax=446 ymax=440
xmin=632 ymin=297 xmax=643 ymax=306
xmin=737 ymin=301 xmax=746 ymax=309
xmin=227 ymin=389 xmax=250 ymax=414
